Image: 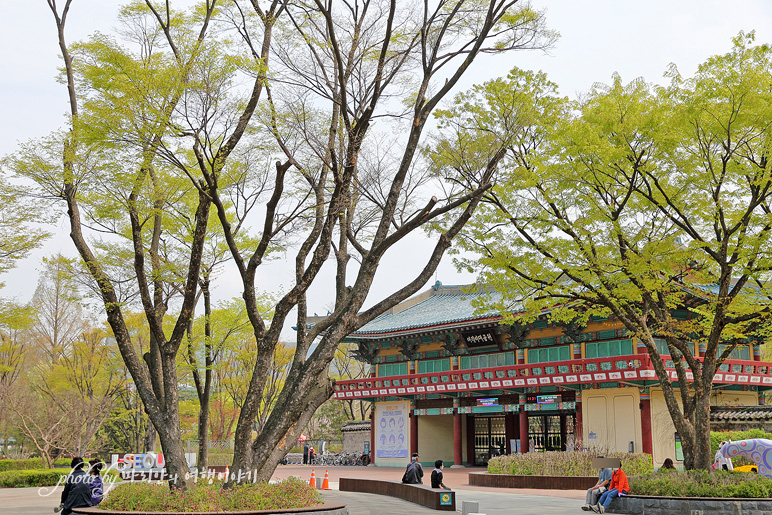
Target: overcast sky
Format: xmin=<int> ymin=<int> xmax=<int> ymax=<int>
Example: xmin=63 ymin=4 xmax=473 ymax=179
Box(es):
xmin=1 ymin=0 xmax=771 ymax=328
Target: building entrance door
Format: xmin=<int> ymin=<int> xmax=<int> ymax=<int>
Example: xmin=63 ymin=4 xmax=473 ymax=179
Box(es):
xmin=473 ymin=416 xmax=506 ymax=466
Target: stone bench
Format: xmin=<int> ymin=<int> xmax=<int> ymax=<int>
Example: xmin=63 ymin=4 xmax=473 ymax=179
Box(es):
xmin=339 ymin=477 xmax=455 ymax=511
xmin=607 ymin=494 xmax=772 ymax=515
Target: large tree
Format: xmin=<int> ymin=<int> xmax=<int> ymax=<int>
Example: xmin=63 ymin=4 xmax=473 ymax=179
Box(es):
xmin=448 ymin=34 xmax=772 ymax=470
xmin=11 ymin=0 xmax=554 ymax=486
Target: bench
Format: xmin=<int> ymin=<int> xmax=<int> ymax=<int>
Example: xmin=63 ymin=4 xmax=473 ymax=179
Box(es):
xmin=339 ymin=477 xmax=455 ymax=511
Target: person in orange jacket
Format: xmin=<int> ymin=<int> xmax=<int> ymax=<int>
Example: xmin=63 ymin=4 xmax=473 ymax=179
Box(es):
xmin=593 ymin=462 xmax=629 ymax=513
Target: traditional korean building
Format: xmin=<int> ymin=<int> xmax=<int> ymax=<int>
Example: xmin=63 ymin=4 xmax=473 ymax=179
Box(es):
xmin=333 ymin=282 xmax=772 ymax=468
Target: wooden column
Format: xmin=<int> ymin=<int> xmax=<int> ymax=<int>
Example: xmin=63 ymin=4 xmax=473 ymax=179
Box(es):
xmin=575 ymin=390 xmax=583 ymax=448
xmin=640 ymin=391 xmax=653 ymax=455
xmin=453 ymin=399 xmax=463 ymax=467
xmin=519 ymin=398 xmax=529 ymax=453
xmin=466 ymin=414 xmax=475 ymax=465
xmin=560 ymin=414 xmax=568 ymax=451
xmin=505 ymin=413 xmax=516 ymax=454
xmin=410 ymin=402 xmax=418 ymax=457
xmin=369 ymin=406 xmax=376 ymax=465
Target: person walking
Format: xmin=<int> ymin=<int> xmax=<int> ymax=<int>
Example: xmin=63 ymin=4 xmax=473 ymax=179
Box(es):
xmin=303 ymin=442 xmax=309 ymax=465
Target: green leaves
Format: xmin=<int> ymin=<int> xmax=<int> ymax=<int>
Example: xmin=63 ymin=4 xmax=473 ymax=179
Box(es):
xmin=441 ymin=33 xmax=772 ymax=469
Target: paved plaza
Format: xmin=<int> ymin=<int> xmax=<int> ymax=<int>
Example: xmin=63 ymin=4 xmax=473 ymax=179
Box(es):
xmin=2 ymin=465 xmax=589 ymax=515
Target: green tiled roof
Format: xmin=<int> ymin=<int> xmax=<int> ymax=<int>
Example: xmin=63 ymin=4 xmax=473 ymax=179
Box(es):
xmin=352 ymin=283 xmax=503 ymax=336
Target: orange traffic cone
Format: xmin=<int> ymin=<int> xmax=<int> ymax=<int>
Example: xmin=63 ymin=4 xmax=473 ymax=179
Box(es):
xmin=309 ymin=468 xmax=316 ymax=488
xmin=321 ymin=469 xmax=330 ymax=490
xmin=225 ymin=465 xmax=230 ymax=480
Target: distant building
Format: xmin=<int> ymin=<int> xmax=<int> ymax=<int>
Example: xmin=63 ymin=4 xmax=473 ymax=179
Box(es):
xmin=341 ymin=420 xmax=371 ymax=454
xmin=333 ymin=283 xmax=770 ymax=467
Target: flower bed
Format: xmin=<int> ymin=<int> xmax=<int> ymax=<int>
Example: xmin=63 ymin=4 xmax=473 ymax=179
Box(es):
xmin=487 ymin=451 xmax=653 ymax=476
xmin=631 ymin=470 xmax=772 ymax=498
xmin=96 ymin=478 xmax=324 ymax=513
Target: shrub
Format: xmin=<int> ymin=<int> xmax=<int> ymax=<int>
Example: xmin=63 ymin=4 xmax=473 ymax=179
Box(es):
xmin=100 ymin=477 xmax=323 ymax=512
xmin=488 ymin=451 xmax=652 ymax=477
xmin=0 ymin=458 xmax=70 ymax=471
xmin=207 ymin=454 xmax=234 ymax=467
xmin=0 ymin=469 xmax=65 ymax=488
xmin=631 ymin=470 xmax=772 ymax=498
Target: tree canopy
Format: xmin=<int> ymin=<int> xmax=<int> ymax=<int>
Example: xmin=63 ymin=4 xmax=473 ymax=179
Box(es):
xmin=446 ymin=32 xmax=772 ymax=469
xmin=6 ymin=0 xmax=555 ymax=487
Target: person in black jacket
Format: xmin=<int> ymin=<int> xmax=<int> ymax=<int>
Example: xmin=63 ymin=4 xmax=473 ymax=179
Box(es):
xmin=401 ymin=452 xmax=424 ymax=484
xmin=60 ymin=457 xmax=93 ymax=515
xmin=431 ymin=460 xmax=451 ymax=490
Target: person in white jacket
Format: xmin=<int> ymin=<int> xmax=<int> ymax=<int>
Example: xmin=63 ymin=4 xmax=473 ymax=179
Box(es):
xmin=714 ymin=441 xmax=734 ymax=471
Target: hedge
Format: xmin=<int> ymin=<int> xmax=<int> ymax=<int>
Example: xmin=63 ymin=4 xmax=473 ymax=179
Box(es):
xmin=0 ymin=458 xmax=70 ymax=471
xmin=0 ymin=469 xmax=65 ymax=488
xmin=101 ymin=477 xmax=323 ymax=512
xmin=488 ymin=451 xmax=653 ymax=477
xmin=631 ymin=469 xmax=772 ymax=498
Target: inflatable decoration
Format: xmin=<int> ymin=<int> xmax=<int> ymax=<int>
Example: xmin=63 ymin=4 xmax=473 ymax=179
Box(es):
xmin=722 ymin=439 xmax=772 ymax=477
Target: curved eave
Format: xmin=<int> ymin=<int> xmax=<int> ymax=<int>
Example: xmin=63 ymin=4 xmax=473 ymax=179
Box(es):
xmin=343 ymin=314 xmax=505 ymax=341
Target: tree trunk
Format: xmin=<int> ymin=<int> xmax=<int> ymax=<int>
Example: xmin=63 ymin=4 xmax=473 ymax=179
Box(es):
xmin=228 ymin=364 xmax=333 ymax=485
xmin=156 ymin=423 xmax=191 ymax=487
xmin=143 ymin=423 xmax=157 ymax=453
xmin=197 ymin=395 xmax=210 ymax=471
xmin=692 ymin=382 xmax=713 ymax=470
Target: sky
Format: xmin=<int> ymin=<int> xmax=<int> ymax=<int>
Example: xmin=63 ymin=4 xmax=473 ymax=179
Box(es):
xmin=1 ymin=0 xmax=771 ymax=333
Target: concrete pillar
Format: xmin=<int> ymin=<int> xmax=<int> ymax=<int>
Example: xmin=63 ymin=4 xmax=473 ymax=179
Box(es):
xmin=640 ymin=393 xmax=653 ymax=456
xmin=410 ymin=402 xmax=418 ymax=457
xmin=453 ymin=399 xmax=464 ymax=467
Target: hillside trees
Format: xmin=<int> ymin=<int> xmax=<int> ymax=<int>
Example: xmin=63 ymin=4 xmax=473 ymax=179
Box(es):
xmin=9 ymin=256 xmax=126 ymax=465
xmin=446 ymin=35 xmax=772 ymax=469
xmin=10 ymin=0 xmax=556 ymax=486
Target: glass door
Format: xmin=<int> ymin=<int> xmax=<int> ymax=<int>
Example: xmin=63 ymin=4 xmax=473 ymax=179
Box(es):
xmin=529 ymin=414 xmax=572 ymax=451
xmin=473 ymin=416 xmax=506 ymax=465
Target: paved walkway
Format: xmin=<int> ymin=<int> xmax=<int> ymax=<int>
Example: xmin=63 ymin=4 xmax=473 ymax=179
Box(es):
xmin=277 ymin=465 xmax=587 ymax=514
xmin=1 ymin=466 xmax=591 ymax=515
